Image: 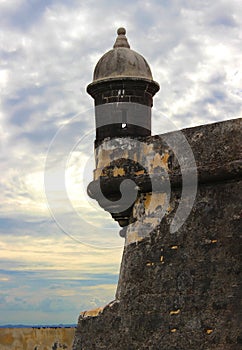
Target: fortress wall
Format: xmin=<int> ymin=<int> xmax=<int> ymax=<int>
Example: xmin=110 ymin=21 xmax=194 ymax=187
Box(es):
xmin=73 ymin=118 xmax=242 ymax=349
xmin=0 ymin=327 xmax=75 ymax=350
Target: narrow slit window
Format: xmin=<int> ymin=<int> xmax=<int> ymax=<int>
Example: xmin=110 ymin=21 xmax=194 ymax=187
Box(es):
xmin=121 ymin=110 xmax=127 ymax=129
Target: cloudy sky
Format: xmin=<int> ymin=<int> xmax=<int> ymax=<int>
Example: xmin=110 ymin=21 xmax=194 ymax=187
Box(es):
xmin=0 ymin=0 xmax=241 ymax=325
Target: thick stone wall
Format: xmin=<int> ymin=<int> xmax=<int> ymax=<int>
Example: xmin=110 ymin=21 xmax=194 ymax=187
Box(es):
xmin=0 ymin=327 xmax=75 ymax=350
xmin=73 ymin=118 xmax=241 ymax=350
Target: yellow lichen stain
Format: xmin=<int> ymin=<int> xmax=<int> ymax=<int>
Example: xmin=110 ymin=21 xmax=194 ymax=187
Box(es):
xmin=95 ymin=149 xmax=111 ymax=169
xmin=144 ymin=193 xmax=166 ymax=214
xmin=171 ymin=245 xmax=178 ymax=250
xmin=206 ymin=329 xmax=213 ymax=335
xmin=93 ymin=168 xmax=99 ymax=180
xmin=153 ymin=153 xmax=163 ymax=168
xmin=143 ymin=143 xmax=154 ymax=158
xmin=113 ymin=167 xmax=125 ymax=177
xmin=161 ymin=152 xmax=170 ymax=169
xmin=151 ymin=152 xmax=169 ymax=171
xmin=205 ymin=239 xmax=218 ymax=244
xmin=144 ymin=217 xmax=160 ymax=226
xmin=1 ymin=332 xmax=14 ymax=345
xmin=166 ymin=205 xmax=173 ymax=214
xmin=169 ymin=309 xmax=180 ymax=315
xmin=81 ymin=306 xmax=104 ymax=318
xmin=125 ymin=230 xmax=144 ymax=245
xmin=135 ymin=169 xmax=145 ymax=176
xmin=170 ymin=328 xmax=177 ymax=333
xmin=144 ymin=194 xmax=151 ymax=208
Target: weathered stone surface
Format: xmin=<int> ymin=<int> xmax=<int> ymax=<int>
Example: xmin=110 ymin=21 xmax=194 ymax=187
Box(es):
xmin=92 ymin=28 xmax=154 ymax=82
xmin=0 ymin=327 xmax=75 ymax=350
xmin=73 ymin=118 xmax=242 ymax=349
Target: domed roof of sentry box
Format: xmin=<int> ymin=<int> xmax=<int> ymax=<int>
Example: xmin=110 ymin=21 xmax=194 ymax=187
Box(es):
xmin=93 ymin=28 xmax=153 ymax=82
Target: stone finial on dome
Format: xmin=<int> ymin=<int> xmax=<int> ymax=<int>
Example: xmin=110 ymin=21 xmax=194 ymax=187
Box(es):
xmin=113 ymin=27 xmax=130 ymax=49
